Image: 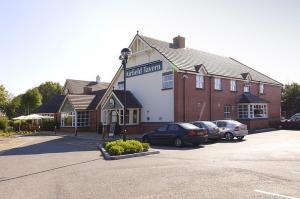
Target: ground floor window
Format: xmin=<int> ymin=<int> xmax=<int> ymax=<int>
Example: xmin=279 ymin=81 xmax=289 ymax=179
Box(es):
xmin=61 ymin=112 xmax=75 ymax=127
xmin=119 ymin=108 xmax=139 ymax=125
xmin=77 ymin=111 xmax=90 ymax=127
xmin=224 ymin=105 xmax=231 ymax=119
xmin=238 ymin=103 xmax=268 ymax=119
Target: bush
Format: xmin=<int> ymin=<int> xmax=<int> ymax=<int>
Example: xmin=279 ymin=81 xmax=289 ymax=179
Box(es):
xmin=41 ymin=119 xmax=55 ymax=131
xmin=142 ymin=143 xmax=150 ymax=151
xmin=108 ymin=145 xmax=125 ymax=156
xmin=0 ymin=117 xmax=9 ymax=130
xmin=104 ymin=139 xmax=149 ymax=156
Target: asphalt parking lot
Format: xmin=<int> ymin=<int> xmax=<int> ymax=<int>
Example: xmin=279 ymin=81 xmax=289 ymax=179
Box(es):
xmin=0 ymin=130 xmax=299 ymax=199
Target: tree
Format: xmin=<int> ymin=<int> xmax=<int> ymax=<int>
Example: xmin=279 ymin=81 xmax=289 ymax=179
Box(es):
xmin=38 ymin=82 xmax=62 ymax=103
xmin=282 ymin=83 xmax=300 ymax=117
xmin=5 ymin=95 xmax=22 ymax=119
xmin=21 ymin=88 xmax=42 ymax=114
xmin=0 ymin=84 xmax=9 ymax=113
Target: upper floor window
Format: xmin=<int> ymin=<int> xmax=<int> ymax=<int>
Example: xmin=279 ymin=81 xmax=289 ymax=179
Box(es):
xmin=244 ymin=81 xmax=250 ymax=93
xmin=162 ymin=73 xmax=173 ymax=89
xmin=196 ymin=74 xmax=204 ymax=89
xmin=230 ymin=80 xmax=237 ymax=92
xmin=259 ymin=83 xmax=264 ymax=94
xmin=118 ymin=81 xmax=124 ymax=90
xmin=214 ymin=78 xmax=222 ymax=90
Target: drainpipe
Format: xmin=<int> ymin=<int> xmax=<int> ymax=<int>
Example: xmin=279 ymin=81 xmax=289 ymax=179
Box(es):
xmin=209 ymin=76 xmax=212 ymax=121
xmin=182 ymin=73 xmax=188 ymax=122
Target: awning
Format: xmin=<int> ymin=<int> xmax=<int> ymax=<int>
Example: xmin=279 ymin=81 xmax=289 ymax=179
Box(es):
xmin=237 ymin=93 xmax=269 ymax=103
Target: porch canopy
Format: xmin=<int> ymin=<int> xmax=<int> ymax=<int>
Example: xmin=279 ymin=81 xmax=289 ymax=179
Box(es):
xmin=102 ymin=90 xmax=142 ymax=126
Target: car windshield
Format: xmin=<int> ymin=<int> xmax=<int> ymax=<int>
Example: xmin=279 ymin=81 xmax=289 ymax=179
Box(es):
xmin=227 ymin=120 xmax=243 ymax=126
xmin=203 ymin=121 xmax=217 ymax=129
xmin=179 ymin=123 xmax=199 ymax=130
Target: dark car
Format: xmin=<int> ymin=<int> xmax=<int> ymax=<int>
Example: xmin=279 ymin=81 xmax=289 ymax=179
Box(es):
xmin=280 ymin=116 xmax=300 ymax=130
xmin=191 ymin=121 xmax=220 ymax=141
xmin=142 ymin=123 xmax=208 ymax=147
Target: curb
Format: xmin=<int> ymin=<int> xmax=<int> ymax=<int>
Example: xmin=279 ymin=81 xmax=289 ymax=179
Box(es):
xmin=98 ymin=144 xmax=160 ymax=160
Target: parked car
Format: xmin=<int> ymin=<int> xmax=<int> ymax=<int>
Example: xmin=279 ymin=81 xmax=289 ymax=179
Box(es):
xmin=142 ymin=123 xmax=208 ymax=147
xmin=191 ymin=121 xmax=220 ymax=141
xmin=279 ymin=116 xmax=300 ymax=130
xmin=213 ymin=120 xmax=248 ymax=141
xmin=290 ymin=113 xmax=300 ymax=120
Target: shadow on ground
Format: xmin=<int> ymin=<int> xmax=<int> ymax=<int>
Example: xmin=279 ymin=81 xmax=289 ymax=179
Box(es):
xmin=0 ymin=136 xmax=101 ymax=156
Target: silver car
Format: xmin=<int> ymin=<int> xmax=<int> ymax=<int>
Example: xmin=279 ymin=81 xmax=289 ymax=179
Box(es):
xmin=213 ymin=120 xmax=248 ymax=141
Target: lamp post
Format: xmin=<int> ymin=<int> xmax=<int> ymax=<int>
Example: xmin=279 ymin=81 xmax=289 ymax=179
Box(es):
xmin=119 ymin=48 xmax=132 ymax=141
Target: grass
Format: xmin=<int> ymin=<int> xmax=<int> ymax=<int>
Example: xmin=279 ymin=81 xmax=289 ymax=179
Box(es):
xmin=0 ymin=130 xmax=44 ymax=138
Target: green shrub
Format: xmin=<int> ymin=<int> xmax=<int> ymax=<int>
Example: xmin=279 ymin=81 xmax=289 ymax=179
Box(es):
xmin=104 ymin=139 xmax=147 ymax=156
xmin=41 ymin=119 xmax=55 ymax=131
xmin=0 ymin=117 xmax=9 ymax=130
xmin=142 ymin=143 xmax=150 ymax=151
xmin=108 ymin=145 xmax=125 ymax=156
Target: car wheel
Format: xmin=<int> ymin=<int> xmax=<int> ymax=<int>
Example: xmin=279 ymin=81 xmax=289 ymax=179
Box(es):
xmin=225 ymin=132 xmax=234 ymax=141
xmin=237 ymin=136 xmax=244 ymax=140
xmin=143 ymin=136 xmax=151 ymax=144
xmin=174 ymin=137 xmax=183 ymax=147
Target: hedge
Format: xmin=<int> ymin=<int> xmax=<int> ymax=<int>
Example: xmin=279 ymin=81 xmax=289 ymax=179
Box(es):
xmin=104 ymin=139 xmax=150 ymax=156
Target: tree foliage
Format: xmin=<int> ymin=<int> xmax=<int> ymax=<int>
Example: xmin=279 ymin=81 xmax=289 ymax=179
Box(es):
xmin=5 ymin=95 xmax=22 ymax=119
xmin=21 ymin=88 xmax=42 ymax=114
xmin=0 ymin=84 xmax=9 ymax=113
xmin=282 ymin=83 xmax=300 ymax=117
xmin=38 ymin=82 xmax=62 ymax=103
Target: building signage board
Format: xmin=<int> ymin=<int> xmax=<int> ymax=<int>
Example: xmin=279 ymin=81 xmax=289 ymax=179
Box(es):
xmin=126 ymin=60 xmax=162 ymax=78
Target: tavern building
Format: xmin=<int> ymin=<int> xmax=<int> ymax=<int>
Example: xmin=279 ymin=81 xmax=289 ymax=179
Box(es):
xmin=36 ymin=33 xmax=282 ymax=133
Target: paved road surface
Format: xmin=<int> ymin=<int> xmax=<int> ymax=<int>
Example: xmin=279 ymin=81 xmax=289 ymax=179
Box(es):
xmin=0 ymin=130 xmax=299 ymax=199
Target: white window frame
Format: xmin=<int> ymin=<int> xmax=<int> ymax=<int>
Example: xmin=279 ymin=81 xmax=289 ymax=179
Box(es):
xmin=196 ymin=74 xmax=204 ymax=89
xmin=119 ymin=108 xmax=139 ymax=125
xmin=244 ymin=81 xmax=250 ymax=93
xmin=118 ymin=81 xmax=124 ymax=90
xmin=230 ymin=80 xmax=237 ymax=92
xmin=61 ymin=111 xmax=76 ymax=127
xmin=237 ymin=103 xmax=268 ymax=119
xmin=259 ymin=83 xmax=264 ymax=94
xmin=76 ymin=111 xmax=90 ymax=127
xmin=162 ymin=73 xmax=173 ymax=89
xmin=224 ymin=105 xmax=231 ymax=119
xmin=214 ymin=78 xmax=222 ymax=90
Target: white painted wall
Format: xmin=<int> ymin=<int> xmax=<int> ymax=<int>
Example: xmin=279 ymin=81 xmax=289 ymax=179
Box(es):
xmin=113 ymin=49 xmax=174 ymax=122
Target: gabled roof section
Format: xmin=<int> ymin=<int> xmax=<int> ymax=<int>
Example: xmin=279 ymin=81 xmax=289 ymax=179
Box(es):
xmin=112 ymin=90 xmax=142 ymax=108
xmin=138 ymin=34 xmax=281 ymax=85
xmin=35 ymin=95 xmax=66 ymax=113
xmin=67 ymin=95 xmax=96 ymax=110
xmin=237 ymin=93 xmax=269 ymax=103
xmin=64 ymin=79 xmax=110 ymax=94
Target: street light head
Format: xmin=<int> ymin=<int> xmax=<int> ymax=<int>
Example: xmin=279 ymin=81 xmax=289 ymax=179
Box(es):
xmin=120 ymin=48 xmax=132 ymax=59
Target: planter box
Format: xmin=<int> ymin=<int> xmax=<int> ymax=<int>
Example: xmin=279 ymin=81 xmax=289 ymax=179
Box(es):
xmin=98 ymin=144 xmax=160 ymax=160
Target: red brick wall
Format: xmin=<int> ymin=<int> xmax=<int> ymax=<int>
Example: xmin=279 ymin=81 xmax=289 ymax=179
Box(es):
xmin=174 ymin=72 xmax=282 ymax=130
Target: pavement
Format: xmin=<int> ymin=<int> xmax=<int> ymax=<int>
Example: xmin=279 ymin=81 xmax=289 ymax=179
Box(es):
xmin=0 ymin=130 xmax=299 ymax=199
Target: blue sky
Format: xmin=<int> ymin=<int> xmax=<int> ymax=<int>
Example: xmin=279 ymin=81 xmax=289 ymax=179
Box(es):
xmin=0 ymin=0 xmax=299 ymax=96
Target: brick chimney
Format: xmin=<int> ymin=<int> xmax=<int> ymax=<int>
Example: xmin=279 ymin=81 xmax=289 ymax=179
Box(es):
xmin=83 ymin=86 xmax=92 ymax=94
xmin=173 ymin=35 xmax=185 ymax=49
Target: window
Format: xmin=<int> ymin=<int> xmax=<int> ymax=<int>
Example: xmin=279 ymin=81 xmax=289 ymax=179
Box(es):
xmin=214 ymin=78 xmax=221 ymax=90
xmin=244 ymin=81 xmax=250 ymax=93
xmin=168 ymin=124 xmax=180 ymax=131
xmin=162 ymin=73 xmax=173 ymax=89
xmin=61 ymin=112 xmax=75 ymax=127
xmin=157 ymin=125 xmax=168 ymax=132
xmin=196 ymin=74 xmax=204 ymax=89
xmin=224 ymin=105 xmax=231 ymax=119
xmin=77 ymin=111 xmax=89 ymax=127
xmin=259 ymin=83 xmax=264 ymax=94
xmin=238 ymin=103 xmax=268 ymax=119
xmin=230 ymin=80 xmax=237 ymax=91
xmin=119 ymin=109 xmax=139 ymax=125
xmin=118 ymin=81 xmax=124 ymax=90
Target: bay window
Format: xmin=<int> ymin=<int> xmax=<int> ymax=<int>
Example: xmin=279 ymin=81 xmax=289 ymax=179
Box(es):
xmin=238 ymin=103 xmax=268 ymax=119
